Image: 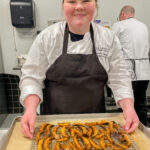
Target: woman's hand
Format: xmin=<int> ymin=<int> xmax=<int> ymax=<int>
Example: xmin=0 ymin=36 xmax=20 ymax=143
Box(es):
xmin=21 ymin=107 xmax=36 ymax=139
xmin=21 ymin=95 xmax=40 ymax=139
xmin=118 ymin=98 xmax=139 ymax=133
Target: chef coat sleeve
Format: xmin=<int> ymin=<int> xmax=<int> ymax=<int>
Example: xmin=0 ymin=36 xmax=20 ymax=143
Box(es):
xmin=111 ymin=23 xmax=120 ymax=37
xmin=19 ymin=33 xmax=49 ymax=107
xmin=107 ymin=35 xmax=134 ymax=106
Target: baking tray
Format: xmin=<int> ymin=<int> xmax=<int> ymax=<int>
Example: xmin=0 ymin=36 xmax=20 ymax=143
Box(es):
xmin=1 ymin=113 xmax=150 ymax=150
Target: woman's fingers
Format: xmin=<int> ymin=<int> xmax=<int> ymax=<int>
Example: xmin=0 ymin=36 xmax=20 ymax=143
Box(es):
xmin=123 ymin=119 xmax=139 ymax=133
xmin=21 ymin=110 xmax=36 ymax=139
xmin=29 ymin=119 xmax=35 ymax=134
xmin=21 ymin=121 xmax=33 ymax=139
xmin=122 ymin=107 xmax=139 ymax=133
xmin=126 ymin=122 xmax=139 ymax=133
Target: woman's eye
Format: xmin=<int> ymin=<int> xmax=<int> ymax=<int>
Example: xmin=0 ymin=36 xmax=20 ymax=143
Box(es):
xmin=83 ymin=0 xmax=90 ymax=2
xmin=67 ymin=0 xmax=75 ymax=3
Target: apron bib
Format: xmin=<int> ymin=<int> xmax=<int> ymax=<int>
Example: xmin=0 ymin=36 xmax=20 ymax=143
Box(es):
xmin=41 ymin=24 xmax=108 ymax=114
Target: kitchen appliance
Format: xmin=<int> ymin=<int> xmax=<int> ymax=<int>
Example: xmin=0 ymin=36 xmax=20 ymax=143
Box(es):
xmin=10 ymin=0 xmax=35 ymax=28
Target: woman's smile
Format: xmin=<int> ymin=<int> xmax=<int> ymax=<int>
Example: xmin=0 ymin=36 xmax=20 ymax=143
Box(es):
xmin=74 ymin=13 xmax=86 ymax=19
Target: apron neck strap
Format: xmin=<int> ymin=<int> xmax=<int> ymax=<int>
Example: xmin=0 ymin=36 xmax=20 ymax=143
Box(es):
xmin=62 ymin=23 xmax=69 ymax=53
xmin=90 ymin=24 xmax=96 ymax=54
xmin=62 ymin=23 xmax=96 ymax=54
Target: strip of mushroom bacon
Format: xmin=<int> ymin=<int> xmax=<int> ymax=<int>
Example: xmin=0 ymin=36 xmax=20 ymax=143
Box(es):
xmin=36 ymin=123 xmax=49 ymax=143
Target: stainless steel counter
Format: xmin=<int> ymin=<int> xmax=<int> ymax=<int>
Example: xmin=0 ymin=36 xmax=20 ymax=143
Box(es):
xmin=0 ymin=129 xmax=8 ymax=148
xmin=0 ymin=113 xmax=22 ymax=128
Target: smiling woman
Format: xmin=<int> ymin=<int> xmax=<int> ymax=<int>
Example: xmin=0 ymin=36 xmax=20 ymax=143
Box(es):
xmin=20 ymin=0 xmax=139 ymax=139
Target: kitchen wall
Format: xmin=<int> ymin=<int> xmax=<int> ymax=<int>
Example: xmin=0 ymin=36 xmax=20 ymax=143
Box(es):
xmin=0 ymin=0 xmax=150 ymax=95
xmin=0 ymin=0 xmax=62 ymax=76
xmin=0 ymin=38 xmax=4 ymax=73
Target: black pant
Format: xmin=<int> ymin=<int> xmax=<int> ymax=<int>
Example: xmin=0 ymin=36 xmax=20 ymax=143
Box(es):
xmin=132 ymin=80 xmax=149 ymax=125
xmin=106 ymin=85 xmax=112 ymax=97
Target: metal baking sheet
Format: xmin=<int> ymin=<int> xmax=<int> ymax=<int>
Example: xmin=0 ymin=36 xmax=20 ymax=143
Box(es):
xmin=1 ymin=113 xmax=150 ymax=150
xmin=0 ymin=116 xmax=21 ymax=150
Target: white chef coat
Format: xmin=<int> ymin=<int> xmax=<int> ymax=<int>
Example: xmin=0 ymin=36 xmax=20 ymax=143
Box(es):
xmin=20 ymin=21 xmax=134 ymax=107
xmin=112 ymin=18 xmax=150 ymax=81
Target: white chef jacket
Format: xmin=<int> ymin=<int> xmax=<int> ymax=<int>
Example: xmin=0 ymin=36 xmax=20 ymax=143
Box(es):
xmin=112 ymin=18 xmax=150 ymax=81
xmin=20 ymin=21 xmax=134 ymax=107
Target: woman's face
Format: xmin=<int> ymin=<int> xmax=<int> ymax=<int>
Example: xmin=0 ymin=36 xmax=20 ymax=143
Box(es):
xmin=63 ymin=0 xmax=96 ymax=34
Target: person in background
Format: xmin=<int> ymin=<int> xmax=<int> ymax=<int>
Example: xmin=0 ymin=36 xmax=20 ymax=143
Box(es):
xmin=20 ymin=0 xmax=139 ymax=139
xmin=112 ymin=5 xmax=150 ymax=126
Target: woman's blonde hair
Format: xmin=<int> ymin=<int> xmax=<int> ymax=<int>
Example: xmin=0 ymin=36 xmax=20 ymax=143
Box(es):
xmin=62 ymin=0 xmax=97 ymax=3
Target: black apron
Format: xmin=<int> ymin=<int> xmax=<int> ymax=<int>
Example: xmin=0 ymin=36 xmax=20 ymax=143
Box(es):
xmin=41 ymin=24 xmax=108 ymax=114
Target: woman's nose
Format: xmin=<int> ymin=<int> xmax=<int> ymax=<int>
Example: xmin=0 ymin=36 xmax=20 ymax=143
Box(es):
xmin=75 ymin=2 xmax=84 ymax=10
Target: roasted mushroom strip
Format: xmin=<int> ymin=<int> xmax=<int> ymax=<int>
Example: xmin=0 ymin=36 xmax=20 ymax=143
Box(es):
xmin=73 ymin=124 xmax=87 ymax=135
xmin=52 ymin=126 xmax=60 ymax=139
xmin=40 ymin=123 xmax=49 ymax=132
xmin=45 ymin=124 xmax=52 ymax=137
xmin=80 ymin=126 xmax=87 ymax=135
xmin=85 ymin=122 xmax=97 ymax=126
xmin=95 ymin=133 xmax=104 ymax=139
xmin=81 ymin=136 xmax=91 ymax=150
xmin=106 ymin=143 xmax=121 ymax=150
xmin=56 ymin=137 xmax=69 ymax=142
xmin=91 ymin=125 xmax=98 ymax=137
xmin=87 ymin=127 xmax=92 ymax=137
xmin=61 ymin=126 xmax=69 ymax=137
xmin=89 ymin=137 xmax=101 ymax=149
xmin=44 ymin=137 xmax=52 ymax=150
xmin=122 ymin=134 xmax=131 ymax=146
xmin=72 ymin=123 xmax=84 ymax=126
xmin=106 ymin=127 xmax=114 ymax=144
xmin=73 ymin=127 xmax=83 ymax=136
xmin=100 ymin=136 xmax=106 ymax=150
xmin=73 ymin=136 xmax=84 ymax=150
xmin=54 ymin=142 xmax=61 ymax=150
xmin=38 ymin=138 xmax=44 ymax=150
xmin=97 ymin=120 xmax=109 ymax=125
xmin=61 ymin=144 xmax=72 ymax=150
xmin=58 ymin=122 xmax=70 ymax=127
xmin=36 ymin=132 xmax=42 ymax=143
xmin=68 ymin=142 xmax=77 ymax=150
xmin=109 ymin=121 xmax=114 ymax=133
xmin=36 ymin=123 xmax=49 ymax=143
